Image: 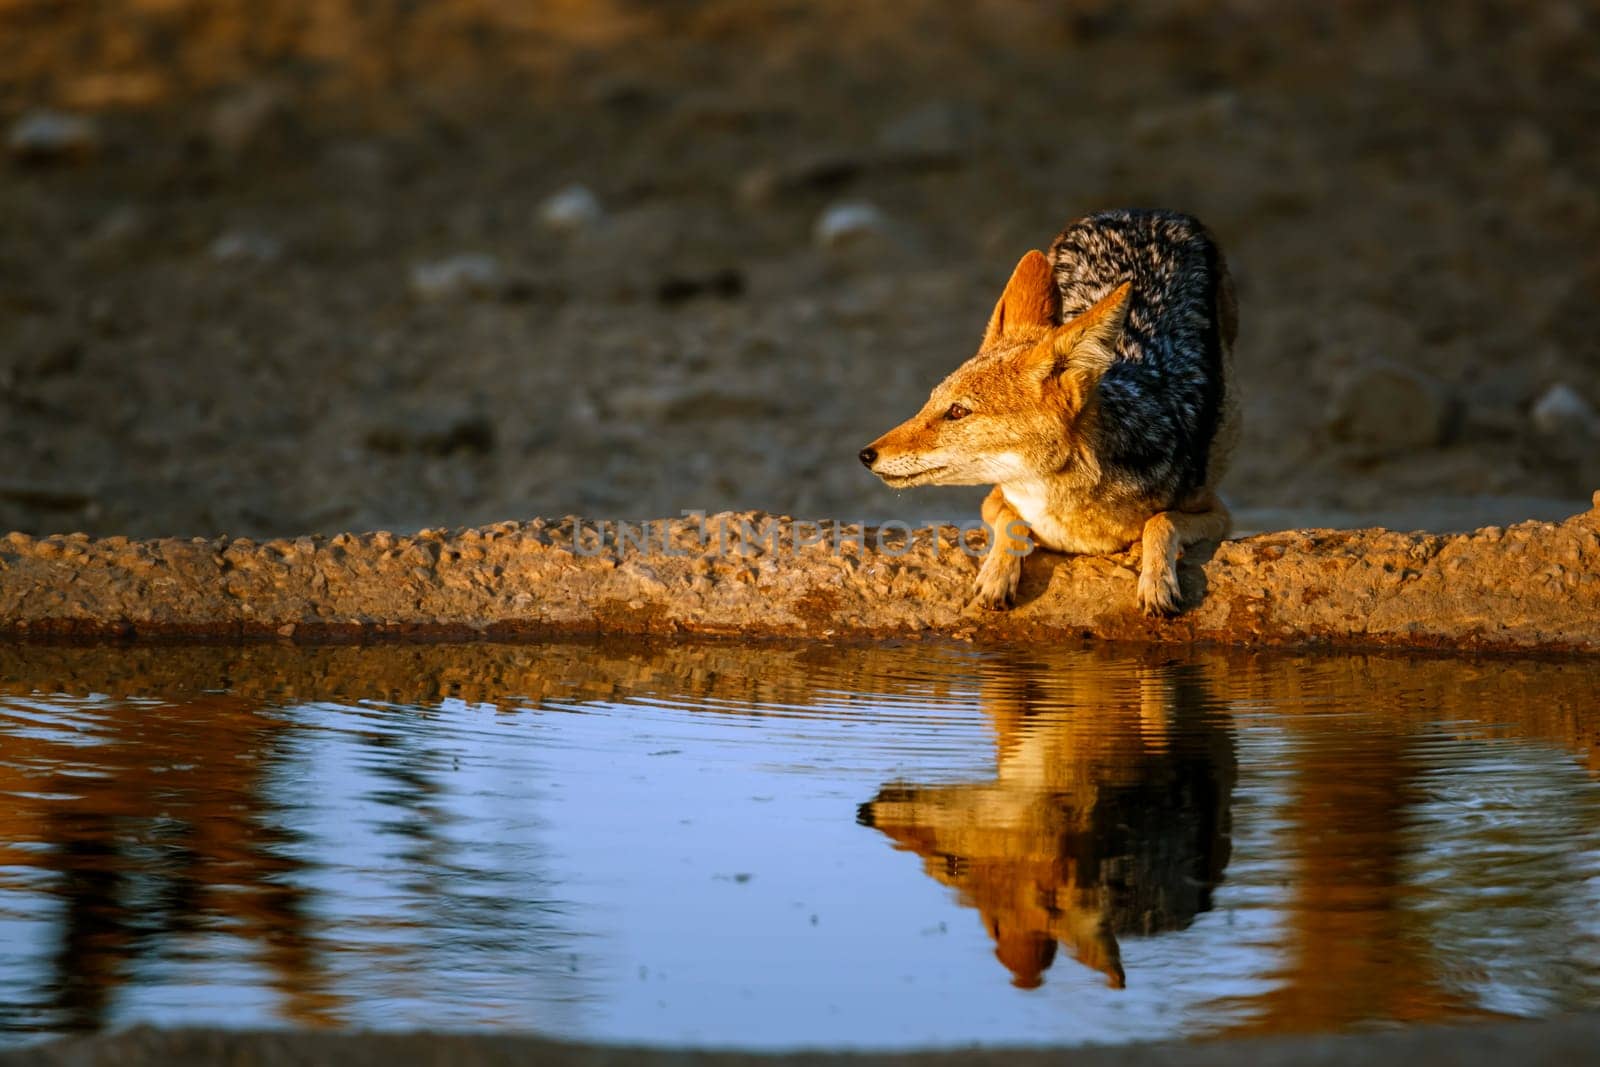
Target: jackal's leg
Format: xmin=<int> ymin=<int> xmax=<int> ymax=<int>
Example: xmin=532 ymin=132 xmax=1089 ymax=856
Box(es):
xmin=972 ymin=486 xmax=1032 ymax=610
xmin=1138 ymin=492 xmax=1231 ymax=616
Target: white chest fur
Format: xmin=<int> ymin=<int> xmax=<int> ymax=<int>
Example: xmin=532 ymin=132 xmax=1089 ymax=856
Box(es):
xmin=999 ymin=478 xmax=1140 ymax=555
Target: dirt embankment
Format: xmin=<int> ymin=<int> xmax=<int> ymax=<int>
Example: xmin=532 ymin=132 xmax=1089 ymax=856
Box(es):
xmin=2 ymin=496 xmax=1597 ymax=652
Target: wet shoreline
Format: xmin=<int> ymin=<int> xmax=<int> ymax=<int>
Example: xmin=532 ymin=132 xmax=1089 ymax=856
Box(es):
xmin=8 ymin=1018 xmax=1600 ymax=1067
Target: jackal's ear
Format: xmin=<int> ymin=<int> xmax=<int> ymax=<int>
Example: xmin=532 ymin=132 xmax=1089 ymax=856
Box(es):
xmin=981 ymin=250 xmax=1061 ymax=347
xmin=1050 ymin=281 xmax=1131 ymax=405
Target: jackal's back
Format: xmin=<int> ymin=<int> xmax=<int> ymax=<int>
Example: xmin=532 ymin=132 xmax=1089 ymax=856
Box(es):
xmin=1048 ymin=209 xmax=1234 ymax=502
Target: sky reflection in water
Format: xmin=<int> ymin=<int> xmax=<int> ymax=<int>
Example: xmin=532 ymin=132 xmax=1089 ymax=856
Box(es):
xmin=0 ymin=640 xmax=1597 ymax=1048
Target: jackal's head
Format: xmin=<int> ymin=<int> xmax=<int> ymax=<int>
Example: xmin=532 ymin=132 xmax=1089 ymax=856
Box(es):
xmin=859 ymin=251 xmax=1129 ymax=487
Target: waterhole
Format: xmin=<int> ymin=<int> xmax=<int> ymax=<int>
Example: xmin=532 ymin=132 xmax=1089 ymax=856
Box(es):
xmin=0 ymin=639 xmax=1596 ymax=1048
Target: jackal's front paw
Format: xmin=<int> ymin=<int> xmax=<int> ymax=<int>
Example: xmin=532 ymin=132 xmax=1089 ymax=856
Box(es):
xmin=970 ymin=556 xmax=1022 ymax=611
xmin=1137 ymin=556 xmax=1183 ymax=616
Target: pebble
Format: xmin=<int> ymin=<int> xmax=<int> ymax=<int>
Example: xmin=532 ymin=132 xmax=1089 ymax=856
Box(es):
xmin=876 ymin=100 xmax=979 ymax=167
xmin=78 ymin=206 xmax=147 ymax=253
xmin=208 ymin=83 xmax=288 ymax=157
xmin=538 ymin=184 xmax=605 ymax=234
xmin=737 ymin=152 xmax=864 ymax=206
xmin=7 ymin=109 xmax=100 ymax=163
xmin=409 ymin=254 xmax=505 ymax=301
xmin=813 ymin=201 xmax=893 ymax=251
xmin=1530 ymin=382 xmax=1598 ymax=438
xmin=1324 ymin=360 xmax=1453 ymax=451
xmin=209 ymin=230 xmax=284 ymax=265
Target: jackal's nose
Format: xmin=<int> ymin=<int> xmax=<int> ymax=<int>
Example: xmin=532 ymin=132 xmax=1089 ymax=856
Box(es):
xmin=858 ymin=446 xmax=877 ymax=468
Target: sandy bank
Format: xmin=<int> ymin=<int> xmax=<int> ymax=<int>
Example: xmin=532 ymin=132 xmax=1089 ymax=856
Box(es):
xmin=2 ymin=496 xmax=1598 ymax=652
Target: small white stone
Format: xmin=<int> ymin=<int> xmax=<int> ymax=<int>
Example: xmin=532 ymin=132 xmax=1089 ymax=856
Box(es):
xmin=538 ymin=184 xmax=605 ymax=233
xmin=409 ymin=254 xmax=505 ymax=300
xmin=813 ymin=201 xmax=890 ymax=250
xmin=1530 ymin=382 xmax=1598 ymax=437
xmin=209 ymin=230 xmax=283 ymax=264
xmin=8 ymin=110 xmax=99 ymax=161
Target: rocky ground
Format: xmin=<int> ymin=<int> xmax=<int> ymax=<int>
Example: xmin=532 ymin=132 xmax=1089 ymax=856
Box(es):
xmin=2 ymin=0 xmax=1598 ymax=542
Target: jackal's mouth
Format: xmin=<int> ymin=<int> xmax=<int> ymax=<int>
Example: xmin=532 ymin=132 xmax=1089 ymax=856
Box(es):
xmin=877 ymin=465 xmax=946 ymax=487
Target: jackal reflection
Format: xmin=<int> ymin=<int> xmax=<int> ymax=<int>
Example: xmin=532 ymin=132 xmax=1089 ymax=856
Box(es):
xmin=858 ymin=655 xmax=1234 ymax=989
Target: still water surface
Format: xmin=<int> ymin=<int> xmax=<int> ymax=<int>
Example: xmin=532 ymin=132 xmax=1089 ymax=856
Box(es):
xmin=0 ymin=640 xmax=1597 ymax=1048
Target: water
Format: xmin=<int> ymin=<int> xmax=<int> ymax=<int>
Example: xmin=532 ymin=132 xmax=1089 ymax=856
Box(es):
xmin=0 ymin=639 xmax=1597 ymax=1048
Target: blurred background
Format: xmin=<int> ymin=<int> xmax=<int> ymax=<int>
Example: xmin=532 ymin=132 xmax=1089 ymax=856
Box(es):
xmin=1 ymin=0 xmax=1597 ymax=540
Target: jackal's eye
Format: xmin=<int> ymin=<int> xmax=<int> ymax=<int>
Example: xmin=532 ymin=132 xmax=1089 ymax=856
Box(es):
xmin=945 ymin=403 xmax=971 ymax=421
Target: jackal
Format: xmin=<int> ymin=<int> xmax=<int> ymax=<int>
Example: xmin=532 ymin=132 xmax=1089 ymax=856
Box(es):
xmin=860 ymin=209 xmax=1238 ymax=614
xmin=858 ymin=654 xmax=1235 ymax=989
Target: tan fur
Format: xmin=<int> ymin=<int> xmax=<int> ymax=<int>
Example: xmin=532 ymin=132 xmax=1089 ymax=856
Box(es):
xmin=1137 ymin=491 xmax=1232 ymax=615
xmin=979 ymin=249 xmax=1059 ymax=348
xmin=974 ymin=486 xmax=1031 ymax=609
xmin=865 ymin=251 xmax=1232 ymax=614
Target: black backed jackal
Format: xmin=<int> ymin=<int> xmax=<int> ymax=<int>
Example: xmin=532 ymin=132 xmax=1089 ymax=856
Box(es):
xmin=861 ymin=209 xmax=1237 ymax=615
